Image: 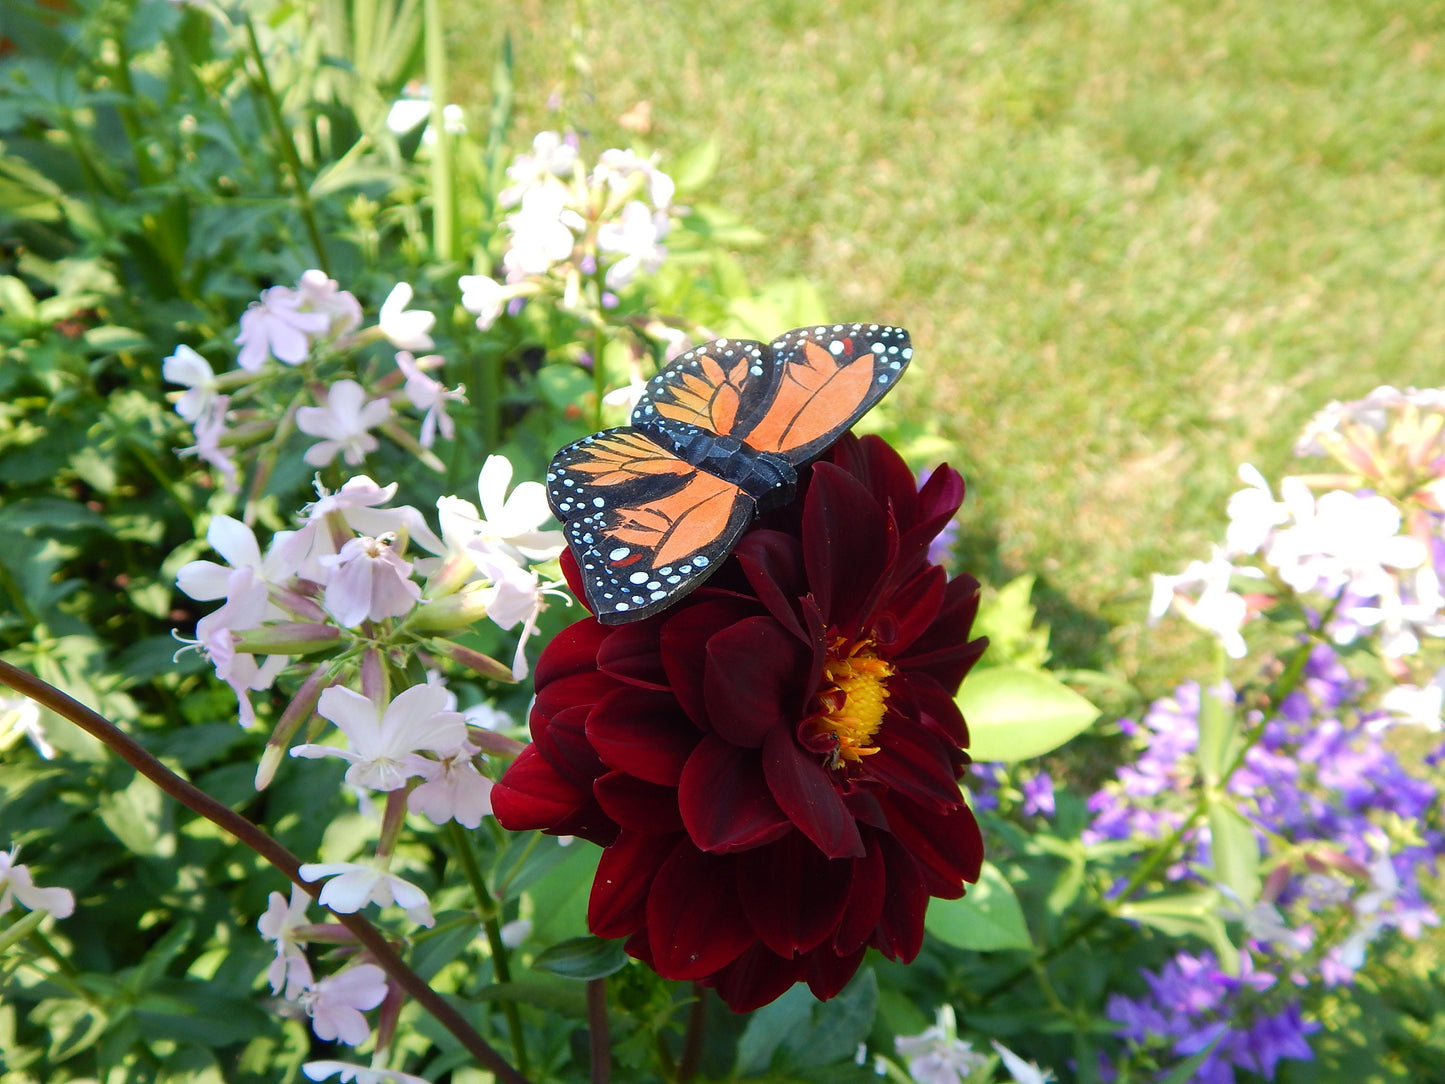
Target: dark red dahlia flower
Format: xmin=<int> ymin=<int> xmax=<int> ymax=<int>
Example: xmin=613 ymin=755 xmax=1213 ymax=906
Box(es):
xmin=493 ymin=433 xmax=987 ymax=1012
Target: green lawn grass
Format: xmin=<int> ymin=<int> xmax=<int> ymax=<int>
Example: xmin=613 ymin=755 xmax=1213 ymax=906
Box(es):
xmin=448 ymin=0 xmax=1445 ymax=688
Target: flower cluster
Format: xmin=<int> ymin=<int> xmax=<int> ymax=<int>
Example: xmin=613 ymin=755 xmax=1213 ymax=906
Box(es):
xmin=1087 ymin=647 xmax=1445 ymax=1078
xmin=1104 ymin=949 xmax=1317 ymax=1084
xmin=458 ymin=132 xmax=679 ymax=331
xmin=492 ymin=434 xmax=988 ymax=1011
xmin=165 ymin=272 xmax=464 ymax=494
xmin=1151 ymin=385 xmax=1445 ymax=674
xmin=174 ymin=462 xmax=564 ymax=732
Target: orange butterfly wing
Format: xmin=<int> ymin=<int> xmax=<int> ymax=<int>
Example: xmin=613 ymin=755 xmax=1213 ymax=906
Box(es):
xmin=547 ymin=428 xmax=753 ymax=623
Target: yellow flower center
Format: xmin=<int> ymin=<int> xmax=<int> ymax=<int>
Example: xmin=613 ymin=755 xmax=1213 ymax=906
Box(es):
xmin=808 ymin=637 xmax=894 ymax=769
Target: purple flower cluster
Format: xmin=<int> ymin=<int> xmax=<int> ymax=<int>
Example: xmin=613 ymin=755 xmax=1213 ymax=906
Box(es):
xmin=1087 ymin=643 xmax=1445 ymax=1078
xmin=1104 ymin=949 xmax=1317 ymax=1084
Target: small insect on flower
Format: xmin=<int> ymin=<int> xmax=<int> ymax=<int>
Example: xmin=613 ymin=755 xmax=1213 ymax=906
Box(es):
xmin=547 ymin=323 xmax=913 ymax=623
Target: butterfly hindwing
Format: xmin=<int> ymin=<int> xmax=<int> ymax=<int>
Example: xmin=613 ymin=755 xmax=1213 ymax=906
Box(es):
xmin=546 ymin=427 xmax=753 ymax=623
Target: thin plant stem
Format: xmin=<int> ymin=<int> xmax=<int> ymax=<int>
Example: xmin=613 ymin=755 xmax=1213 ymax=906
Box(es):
xmin=677 ymin=983 xmax=707 ymax=1082
xmin=447 ymin=822 xmax=530 ymax=1076
xmin=0 ymin=659 xmax=532 ymax=1084
xmin=240 ymin=14 xmax=331 ymax=274
xmin=588 ymin=977 xmax=611 ymax=1084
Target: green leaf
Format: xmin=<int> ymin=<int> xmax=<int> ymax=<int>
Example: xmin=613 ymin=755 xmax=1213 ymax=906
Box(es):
xmin=530 ymin=936 xmax=628 ymax=980
xmin=0 ymin=497 xmax=113 ymax=534
xmin=1118 ymin=889 xmax=1229 ymax=944
xmin=973 ymin=574 xmax=1051 ymax=670
xmin=1207 ymin=803 xmax=1261 ymax=905
xmin=1196 ymin=679 xmax=1236 ymax=785
xmin=737 ymin=985 xmax=817 ymax=1075
xmin=98 ymin=773 xmax=174 ymax=857
xmin=785 ymin=968 xmax=877 ymax=1070
xmin=958 ymin=667 xmax=1100 ymax=762
xmin=523 ymin=842 xmax=600 ymax=946
xmin=924 ymin=861 xmax=1032 ymax=951
xmin=670 ymin=139 xmax=721 ymax=192
xmin=0 ymin=276 xmax=37 ymax=322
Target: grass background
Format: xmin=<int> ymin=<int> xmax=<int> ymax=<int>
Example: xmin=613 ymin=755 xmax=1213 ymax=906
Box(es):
xmin=448 ymin=0 xmax=1445 ymax=689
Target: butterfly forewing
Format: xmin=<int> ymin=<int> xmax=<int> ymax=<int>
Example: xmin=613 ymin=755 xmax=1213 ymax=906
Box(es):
xmin=546 ymin=427 xmax=753 ymax=623
xmin=737 ymin=323 xmax=911 ymax=463
xmin=631 ymin=337 xmax=774 ymax=437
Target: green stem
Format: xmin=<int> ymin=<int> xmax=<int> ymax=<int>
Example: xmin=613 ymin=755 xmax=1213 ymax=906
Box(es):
xmin=424 ymin=0 xmax=456 ymax=262
xmin=241 ymin=14 xmax=331 ymax=274
xmin=0 ymin=659 xmax=532 ymax=1084
xmin=447 ymin=822 xmax=529 ymax=1075
xmin=592 ymin=319 xmax=609 ymax=431
xmin=677 ymin=983 xmax=706 ymax=1082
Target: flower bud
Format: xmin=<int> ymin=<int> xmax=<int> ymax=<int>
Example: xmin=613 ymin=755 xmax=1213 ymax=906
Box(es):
xmin=411 ymin=583 xmax=492 ymax=630
xmin=429 ymin=640 xmax=515 ymax=682
xmin=232 ymin=623 xmax=340 ymax=655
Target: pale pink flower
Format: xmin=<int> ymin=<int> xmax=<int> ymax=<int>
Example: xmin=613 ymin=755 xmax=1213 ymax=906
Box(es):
xmin=280 ymin=477 xmax=442 ymax=584
xmin=258 ymin=885 xmax=314 ymax=998
xmin=178 ymin=394 xmax=240 ymax=493
xmin=499 ymin=917 xmax=531 ymax=948
xmin=186 ymin=566 xmax=289 ymax=726
xmin=594 ymin=147 xmax=675 ymax=208
xmin=473 ymin=454 xmax=566 ymax=563
xmin=162 ymin=344 xmax=220 ymax=422
xmin=176 ymin=514 xmax=296 ymax=604
xmin=298 ymin=861 xmax=435 ymax=926
xmin=318 ymin=535 xmax=422 ymax=626
xmin=458 ymin=273 xmax=509 ymax=330
xmin=378 ymin=282 xmax=435 ymax=351
xmin=297 ymin=270 xmax=362 ymax=336
xmin=597 ymin=200 xmax=669 ymax=288
xmin=296 ymin=380 xmax=392 ymax=467
xmin=394 ymin=352 xmax=465 ymax=447
xmin=501 ymin=186 xmax=581 ymax=279
xmin=1380 ymin=667 xmax=1445 ymax=731
xmin=991 ymin=1040 xmax=1057 ymax=1084
xmin=1149 ymin=548 xmax=1261 ymax=659
xmin=1 ymin=694 xmax=53 ymax=758
xmin=235 ymin=284 xmax=331 ymax=371
xmin=407 ymin=739 xmax=493 ymax=828
xmin=0 ymin=846 xmax=75 ymax=918
xmin=302 ymin=963 xmax=387 ymax=1046
xmin=895 ymin=1006 xmax=988 ymax=1084
xmin=499 ymin=130 xmax=578 ymax=206
xmin=292 ymin=684 xmax=465 ymax=792
xmin=303 ymin=1061 xmax=431 ymax=1084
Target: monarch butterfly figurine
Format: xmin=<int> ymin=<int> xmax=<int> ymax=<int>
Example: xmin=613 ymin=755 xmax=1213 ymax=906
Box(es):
xmin=546 ymin=323 xmax=912 ymax=623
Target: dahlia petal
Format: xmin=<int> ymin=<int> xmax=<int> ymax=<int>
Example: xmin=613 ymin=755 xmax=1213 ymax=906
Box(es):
xmin=597 ymin=620 xmax=671 ymax=690
xmin=872 ymin=832 xmax=930 ymax=962
xmin=709 ymin=941 xmax=808 ymax=1014
xmin=834 ymin=836 xmax=887 ymax=954
xmin=589 ymin=828 xmax=681 ymax=938
xmin=491 ymin=744 xmax=590 ymax=830
xmin=802 ymin=462 xmax=892 ymax=637
xmin=532 ymin=671 xmax=615 ymax=733
xmin=899 ymin=574 xmax=986 ymax=691
xmin=866 ymin=718 xmax=969 ymax=808
xmin=907 ymin=671 xmax=970 ymax=747
xmin=534 ymin=704 xmax=608 ymax=789
xmin=660 ymin=597 xmax=763 ymax=727
xmin=647 ymin=843 xmax=753 ymax=980
xmin=734 ymin=529 xmax=809 ymax=640
xmin=738 ymin=831 xmax=852 ymax=955
xmin=870 ymin=565 xmax=946 ymax=657
xmin=587 ymin=688 xmax=699 ymax=784
xmin=761 ymin=726 xmax=864 ymax=859
xmin=704 ymin=616 xmax=810 ymax=746
xmin=805 ymin=943 xmax=868 ymax=1003
xmin=594 ymin=771 xmax=685 ymax=832
xmin=534 ymin=616 xmax=612 ymax=688
xmin=842 ymin=433 xmax=924 ymax=528
xmin=679 ymin=735 xmax=791 ymax=853
xmin=882 ymin=793 xmax=984 ymax=896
